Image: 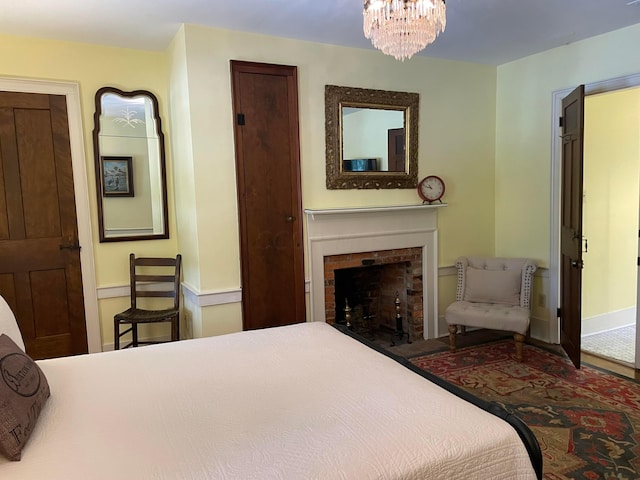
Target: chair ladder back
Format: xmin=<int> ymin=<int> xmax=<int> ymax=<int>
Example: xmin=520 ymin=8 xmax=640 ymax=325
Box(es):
xmin=130 ymin=254 xmax=182 ymax=310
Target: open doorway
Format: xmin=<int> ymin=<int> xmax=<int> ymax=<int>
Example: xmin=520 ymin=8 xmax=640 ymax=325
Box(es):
xmin=550 ymin=73 xmax=640 ymax=370
xmin=580 ymin=87 xmax=640 ymax=366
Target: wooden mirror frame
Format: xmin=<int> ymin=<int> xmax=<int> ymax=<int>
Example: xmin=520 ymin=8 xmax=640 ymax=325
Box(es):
xmin=325 ymin=85 xmax=419 ymax=189
xmin=92 ymin=87 xmax=170 ymax=242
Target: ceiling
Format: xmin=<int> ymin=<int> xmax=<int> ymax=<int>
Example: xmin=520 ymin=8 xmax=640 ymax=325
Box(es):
xmin=2 ymin=0 xmax=640 ymax=65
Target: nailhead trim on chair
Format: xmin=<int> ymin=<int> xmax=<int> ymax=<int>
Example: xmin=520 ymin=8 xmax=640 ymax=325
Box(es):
xmin=521 ymin=263 xmax=536 ymax=308
xmin=455 ymin=257 xmax=466 ymax=302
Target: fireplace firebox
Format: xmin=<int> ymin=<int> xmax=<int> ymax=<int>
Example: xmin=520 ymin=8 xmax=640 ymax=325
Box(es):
xmin=325 ymin=247 xmax=423 ymax=341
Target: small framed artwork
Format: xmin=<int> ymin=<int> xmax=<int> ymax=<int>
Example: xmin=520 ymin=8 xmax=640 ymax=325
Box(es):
xmin=101 ymin=156 xmax=134 ymax=197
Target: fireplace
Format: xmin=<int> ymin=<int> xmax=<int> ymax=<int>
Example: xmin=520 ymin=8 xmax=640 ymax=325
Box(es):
xmin=326 ymin=247 xmax=423 ymax=340
xmin=304 ymin=204 xmax=445 ymax=340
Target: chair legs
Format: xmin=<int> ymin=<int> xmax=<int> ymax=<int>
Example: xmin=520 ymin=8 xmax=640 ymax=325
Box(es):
xmin=448 ymin=324 xmax=458 ymax=351
xmin=171 ymin=316 xmax=180 ymax=342
xmin=448 ymin=325 xmax=526 ymax=362
xmin=514 ymin=333 xmax=525 ymax=362
xmin=114 ymin=316 xmax=179 ymax=350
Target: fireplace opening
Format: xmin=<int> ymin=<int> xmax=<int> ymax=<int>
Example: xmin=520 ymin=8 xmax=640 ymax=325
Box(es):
xmin=334 ymin=263 xmax=408 ymax=335
xmin=323 ymin=247 xmax=423 ymax=341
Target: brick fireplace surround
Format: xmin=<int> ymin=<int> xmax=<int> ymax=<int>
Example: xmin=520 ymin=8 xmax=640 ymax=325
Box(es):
xmin=326 ymin=247 xmax=424 ymax=340
xmin=304 ymin=204 xmax=445 ymax=340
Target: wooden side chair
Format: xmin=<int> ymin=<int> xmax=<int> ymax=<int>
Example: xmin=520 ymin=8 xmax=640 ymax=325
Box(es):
xmin=445 ymin=256 xmax=537 ymax=362
xmin=114 ymin=253 xmax=182 ymax=350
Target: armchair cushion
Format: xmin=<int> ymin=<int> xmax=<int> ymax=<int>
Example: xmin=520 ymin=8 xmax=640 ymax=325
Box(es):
xmin=446 ymin=301 xmax=531 ymax=335
xmin=464 ymin=268 xmax=522 ymax=306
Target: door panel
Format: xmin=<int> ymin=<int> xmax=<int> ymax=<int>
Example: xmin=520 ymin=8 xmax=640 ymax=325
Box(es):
xmin=231 ymin=61 xmax=305 ymax=330
xmin=387 ymin=128 xmax=405 ymax=172
xmin=0 ymin=92 xmax=87 ymax=359
xmin=560 ymin=85 xmax=585 ymax=368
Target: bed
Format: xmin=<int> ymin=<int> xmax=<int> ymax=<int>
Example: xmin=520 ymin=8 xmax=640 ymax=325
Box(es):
xmin=0 ymin=316 xmax=542 ymax=479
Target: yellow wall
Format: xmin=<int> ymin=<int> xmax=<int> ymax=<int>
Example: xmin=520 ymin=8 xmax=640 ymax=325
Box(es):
xmin=582 ymin=88 xmax=640 ymax=319
xmin=170 ymin=24 xmax=498 ymax=336
xmin=495 ymin=23 xmax=640 ymax=265
xmin=0 ymin=34 xmax=179 ymax=344
xmin=0 ymin=28 xmax=499 ymax=345
xmin=10 ymin=20 xmax=638 ymax=345
xmin=495 ymin=23 xmax=640 ymax=339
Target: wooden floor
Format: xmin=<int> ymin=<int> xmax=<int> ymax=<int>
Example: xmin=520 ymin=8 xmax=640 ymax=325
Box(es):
xmin=582 ymin=351 xmax=640 ymax=380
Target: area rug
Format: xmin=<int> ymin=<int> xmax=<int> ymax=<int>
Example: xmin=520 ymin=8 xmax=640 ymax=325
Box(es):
xmin=410 ymin=340 xmax=640 ymax=480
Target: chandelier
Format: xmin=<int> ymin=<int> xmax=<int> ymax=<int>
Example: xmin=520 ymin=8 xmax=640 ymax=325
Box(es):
xmin=363 ymin=0 xmax=446 ymax=61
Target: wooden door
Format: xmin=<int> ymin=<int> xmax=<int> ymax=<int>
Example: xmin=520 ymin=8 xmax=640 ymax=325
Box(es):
xmin=560 ymin=85 xmax=585 ymax=368
xmin=0 ymin=91 xmax=87 ymax=359
xmin=387 ymin=128 xmax=405 ymax=172
xmin=231 ymin=61 xmax=305 ymax=330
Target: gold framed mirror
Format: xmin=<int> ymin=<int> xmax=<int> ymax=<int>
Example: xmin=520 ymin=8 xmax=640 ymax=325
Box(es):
xmin=325 ymin=85 xmax=419 ymax=189
xmin=92 ymin=87 xmax=169 ymax=242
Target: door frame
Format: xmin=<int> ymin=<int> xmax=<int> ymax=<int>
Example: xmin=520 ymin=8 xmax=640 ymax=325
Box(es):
xmin=0 ymin=77 xmax=101 ymax=353
xmin=549 ymin=72 xmax=640 ymax=349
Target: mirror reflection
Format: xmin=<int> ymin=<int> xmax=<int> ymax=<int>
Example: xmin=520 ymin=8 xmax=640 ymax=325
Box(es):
xmin=93 ymin=87 xmax=169 ymax=242
xmin=342 ymin=107 xmax=405 ymax=172
xmin=325 ymin=85 xmax=419 ymax=189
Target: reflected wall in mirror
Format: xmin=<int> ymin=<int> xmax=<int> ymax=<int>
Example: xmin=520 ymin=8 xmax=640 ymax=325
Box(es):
xmin=93 ymin=87 xmax=169 ymax=242
xmin=325 ymin=85 xmax=419 ymax=189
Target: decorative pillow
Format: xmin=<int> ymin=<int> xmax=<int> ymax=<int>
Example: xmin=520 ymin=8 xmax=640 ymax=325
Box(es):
xmin=463 ymin=267 xmax=522 ymax=306
xmin=0 ymin=296 xmax=25 ymax=352
xmin=0 ymin=334 xmax=50 ymax=461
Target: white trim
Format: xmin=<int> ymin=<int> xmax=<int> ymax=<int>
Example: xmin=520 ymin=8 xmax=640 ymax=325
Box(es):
xmin=305 ymin=205 xmax=441 ymax=340
xmin=181 ymin=283 xmax=243 ymax=307
xmin=0 ymin=76 xmax=101 ymax=353
xmin=97 ymin=284 xmax=130 ymax=300
xmin=550 ymin=72 xmax=640 ymax=346
xmin=582 ymin=307 xmax=636 ymax=337
xmin=304 ymin=203 xmax=447 ymax=219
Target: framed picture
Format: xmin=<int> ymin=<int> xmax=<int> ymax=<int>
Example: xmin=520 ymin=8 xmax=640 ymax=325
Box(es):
xmin=101 ymin=156 xmax=134 ymax=197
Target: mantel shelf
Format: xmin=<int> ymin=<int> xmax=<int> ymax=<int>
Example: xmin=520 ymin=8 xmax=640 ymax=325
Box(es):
xmin=304 ymin=203 xmax=447 ymax=219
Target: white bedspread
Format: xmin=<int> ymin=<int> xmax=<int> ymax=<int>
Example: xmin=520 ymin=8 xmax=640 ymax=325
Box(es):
xmin=0 ymin=322 xmax=537 ymax=479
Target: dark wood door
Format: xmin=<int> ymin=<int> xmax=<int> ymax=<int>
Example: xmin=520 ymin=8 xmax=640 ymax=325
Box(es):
xmin=387 ymin=128 xmax=405 ymax=172
xmin=560 ymin=85 xmax=585 ymax=369
xmin=0 ymin=91 xmax=87 ymax=359
xmin=231 ymin=61 xmax=305 ymax=330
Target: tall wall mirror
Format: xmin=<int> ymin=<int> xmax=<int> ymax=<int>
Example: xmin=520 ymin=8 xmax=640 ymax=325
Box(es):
xmin=325 ymin=85 xmax=419 ymax=189
xmin=93 ymin=87 xmax=169 ymax=242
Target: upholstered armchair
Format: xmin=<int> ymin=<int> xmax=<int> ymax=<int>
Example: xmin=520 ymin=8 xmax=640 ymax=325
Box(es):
xmin=445 ymin=256 xmax=537 ymax=362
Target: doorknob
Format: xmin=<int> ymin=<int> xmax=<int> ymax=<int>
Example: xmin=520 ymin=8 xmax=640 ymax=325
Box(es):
xmin=571 ymin=259 xmax=583 ymax=269
xmin=285 ymin=215 xmax=296 ymax=222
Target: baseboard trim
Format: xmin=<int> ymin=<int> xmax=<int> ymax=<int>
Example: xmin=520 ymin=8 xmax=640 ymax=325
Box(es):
xmin=582 ymin=307 xmax=636 ymax=337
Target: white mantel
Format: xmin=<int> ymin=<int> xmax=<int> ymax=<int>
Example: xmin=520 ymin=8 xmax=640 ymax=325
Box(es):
xmin=304 ymin=204 xmax=446 ymax=339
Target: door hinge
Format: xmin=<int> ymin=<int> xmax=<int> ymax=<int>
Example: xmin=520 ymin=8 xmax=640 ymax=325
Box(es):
xmin=557 ymin=307 xmax=561 ymax=318
xmin=559 ymin=116 xmax=563 ymax=128
xmin=237 ymin=113 xmax=245 ymax=126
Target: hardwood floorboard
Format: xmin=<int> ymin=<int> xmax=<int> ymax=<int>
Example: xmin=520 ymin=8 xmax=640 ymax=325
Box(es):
xmin=581 ymin=351 xmax=640 ymax=380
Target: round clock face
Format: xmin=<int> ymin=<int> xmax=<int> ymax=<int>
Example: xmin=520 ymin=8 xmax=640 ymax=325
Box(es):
xmin=418 ymin=176 xmax=445 ymax=203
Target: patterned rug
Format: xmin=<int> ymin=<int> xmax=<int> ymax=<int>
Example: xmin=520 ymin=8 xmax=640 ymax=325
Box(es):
xmin=410 ymin=340 xmax=640 ymax=480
